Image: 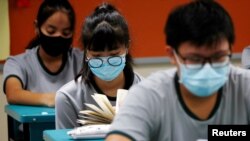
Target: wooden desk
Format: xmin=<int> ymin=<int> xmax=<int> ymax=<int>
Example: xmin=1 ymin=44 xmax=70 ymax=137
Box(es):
xmin=43 ymin=129 xmax=104 ymax=141
xmin=5 ymin=104 xmax=55 ymax=141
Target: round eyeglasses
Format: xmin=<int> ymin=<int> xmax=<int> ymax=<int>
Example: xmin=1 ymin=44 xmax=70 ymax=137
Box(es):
xmin=87 ymin=55 xmax=125 ymax=68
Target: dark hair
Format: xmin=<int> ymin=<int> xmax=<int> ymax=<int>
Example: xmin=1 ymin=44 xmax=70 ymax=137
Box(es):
xmin=26 ymin=0 xmax=75 ymax=49
xmin=76 ymin=3 xmax=133 ymax=84
xmin=164 ymin=0 xmax=235 ymax=51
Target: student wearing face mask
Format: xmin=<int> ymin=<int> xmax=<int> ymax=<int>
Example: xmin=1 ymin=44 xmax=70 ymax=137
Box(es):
xmin=106 ymin=0 xmax=250 ymax=141
xmin=3 ymin=0 xmax=83 ymax=107
xmin=241 ymin=45 xmax=250 ymax=69
xmin=55 ymin=3 xmax=143 ymax=129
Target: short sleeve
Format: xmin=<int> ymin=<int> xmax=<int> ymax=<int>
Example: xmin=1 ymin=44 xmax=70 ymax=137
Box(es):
xmin=3 ymin=56 xmax=27 ymax=93
xmin=55 ymin=90 xmax=80 ymax=129
xmin=241 ymin=46 xmax=250 ymax=69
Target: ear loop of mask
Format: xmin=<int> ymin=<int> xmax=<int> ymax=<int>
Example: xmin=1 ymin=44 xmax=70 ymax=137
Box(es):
xmin=173 ymin=50 xmax=182 ymax=65
xmin=172 ymin=50 xmax=185 ymax=83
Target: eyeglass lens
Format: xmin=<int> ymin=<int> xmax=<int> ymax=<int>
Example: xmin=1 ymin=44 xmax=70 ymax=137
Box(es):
xmin=89 ymin=56 xmax=123 ymax=68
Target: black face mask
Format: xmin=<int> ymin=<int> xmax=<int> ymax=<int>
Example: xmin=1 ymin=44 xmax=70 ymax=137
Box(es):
xmin=39 ymin=31 xmax=73 ymax=57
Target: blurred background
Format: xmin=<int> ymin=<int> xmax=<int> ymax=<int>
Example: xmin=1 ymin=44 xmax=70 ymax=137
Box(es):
xmin=0 ymin=0 xmax=248 ymax=140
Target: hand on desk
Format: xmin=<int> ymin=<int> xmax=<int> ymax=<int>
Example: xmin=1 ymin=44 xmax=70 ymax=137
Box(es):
xmin=5 ymin=77 xmax=56 ymax=107
xmin=41 ymin=93 xmax=56 ymax=107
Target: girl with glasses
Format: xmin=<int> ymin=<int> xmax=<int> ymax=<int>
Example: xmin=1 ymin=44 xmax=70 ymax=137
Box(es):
xmin=55 ymin=3 xmax=143 ymax=129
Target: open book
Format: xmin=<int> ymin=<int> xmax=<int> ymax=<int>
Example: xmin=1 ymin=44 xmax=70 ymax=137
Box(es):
xmin=77 ymin=89 xmax=128 ymax=126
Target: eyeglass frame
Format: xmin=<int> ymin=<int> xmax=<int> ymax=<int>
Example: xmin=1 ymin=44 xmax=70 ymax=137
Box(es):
xmin=86 ymin=54 xmax=126 ymax=68
xmin=174 ymin=50 xmax=232 ymax=69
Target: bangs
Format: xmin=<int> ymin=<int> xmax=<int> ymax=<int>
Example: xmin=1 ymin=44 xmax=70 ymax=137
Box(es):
xmin=190 ymin=34 xmax=227 ymax=49
xmin=88 ymin=22 xmax=127 ymax=51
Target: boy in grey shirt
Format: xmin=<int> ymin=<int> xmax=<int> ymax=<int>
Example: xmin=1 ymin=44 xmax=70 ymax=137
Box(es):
xmin=106 ymin=0 xmax=250 ymax=141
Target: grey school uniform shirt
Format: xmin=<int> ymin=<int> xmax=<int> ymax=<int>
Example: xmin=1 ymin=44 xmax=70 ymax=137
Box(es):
xmin=55 ymin=72 xmax=143 ymax=129
xmin=108 ymin=65 xmax=250 ymax=141
xmin=3 ymin=47 xmax=83 ymax=94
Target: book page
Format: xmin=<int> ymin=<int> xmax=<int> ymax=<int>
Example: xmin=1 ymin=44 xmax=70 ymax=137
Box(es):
xmin=84 ymin=104 xmax=113 ymax=120
xmin=115 ymin=89 xmax=128 ymax=113
xmin=77 ymin=119 xmax=108 ymax=125
xmin=79 ymin=111 xmax=111 ymax=123
xmin=78 ymin=89 xmax=128 ymax=125
xmin=91 ymin=94 xmax=114 ymax=115
xmin=79 ymin=115 xmax=110 ymax=123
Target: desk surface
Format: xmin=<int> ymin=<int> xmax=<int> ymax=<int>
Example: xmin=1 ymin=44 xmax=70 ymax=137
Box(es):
xmin=5 ymin=104 xmax=55 ymax=123
xmin=43 ymin=129 xmax=104 ymax=141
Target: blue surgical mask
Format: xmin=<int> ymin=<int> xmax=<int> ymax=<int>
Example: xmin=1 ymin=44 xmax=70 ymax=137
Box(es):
xmin=174 ymin=51 xmax=230 ymax=97
xmin=89 ymin=54 xmax=126 ymax=81
xmin=179 ymin=63 xmax=230 ymax=97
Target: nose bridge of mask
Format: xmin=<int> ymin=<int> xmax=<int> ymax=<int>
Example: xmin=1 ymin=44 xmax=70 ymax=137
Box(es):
xmin=51 ymin=31 xmax=63 ymax=37
xmin=52 ymin=36 xmax=65 ymax=41
xmin=53 ymin=29 xmax=70 ymax=38
xmin=192 ymin=63 xmax=221 ymax=79
xmin=40 ymin=29 xmax=63 ymax=39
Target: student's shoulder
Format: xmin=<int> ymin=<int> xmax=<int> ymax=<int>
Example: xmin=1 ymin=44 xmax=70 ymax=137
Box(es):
xmin=5 ymin=48 xmax=38 ymax=64
xmin=133 ymin=72 xmax=144 ymax=81
xmin=70 ymin=47 xmax=83 ymax=56
xmin=229 ymin=65 xmax=250 ymax=79
xmin=147 ymin=67 xmax=176 ymax=80
xmin=129 ymin=68 xmax=177 ymax=101
xmin=57 ymin=79 xmax=78 ymax=93
xmin=228 ymin=65 xmax=250 ymax=100
xmin=138 ymin=68 xmax=177 ymax=87
xmin=227 ymin=65 xmax=250 ymax=91
xmin=57 ymin=76 xmax=85 ymax=96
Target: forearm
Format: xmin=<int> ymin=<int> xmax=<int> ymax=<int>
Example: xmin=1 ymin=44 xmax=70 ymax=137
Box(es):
xmin=5 ymin=77 xmax=55 ymax=107
xmin=6 ymin=89 xmax=55 ymax=107
xmin=105 ymin=134 xmax=131 ymax=141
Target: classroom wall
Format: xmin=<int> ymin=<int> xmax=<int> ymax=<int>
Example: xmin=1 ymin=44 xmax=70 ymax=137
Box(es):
xmin=0 ymin=0 xmax=10 ymax=61
xmin=6 ymin=0 xmax=250 ymax=61
xmin=0 ymin=72 xmax=8 ymax=141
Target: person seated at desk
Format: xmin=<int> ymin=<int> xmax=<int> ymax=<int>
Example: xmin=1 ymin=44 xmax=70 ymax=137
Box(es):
xmin=241 ymin=45 xmax=250 ymax=69
xmin=105 ymin=0 xmax=250 ymax=141
xmin=55 ymin=3 xmax=143 ymax=129
xmin=3 ymin=0 xmax=83 ymax=107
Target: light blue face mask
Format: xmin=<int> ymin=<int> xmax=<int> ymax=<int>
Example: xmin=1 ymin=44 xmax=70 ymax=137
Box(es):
xmin=89 ymin=54 xmax=126 ymax=81
xmin=174 ymin=52 xmax=230 ymax=97
xmin=179 ymin=63 xmax=230 ymax=97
